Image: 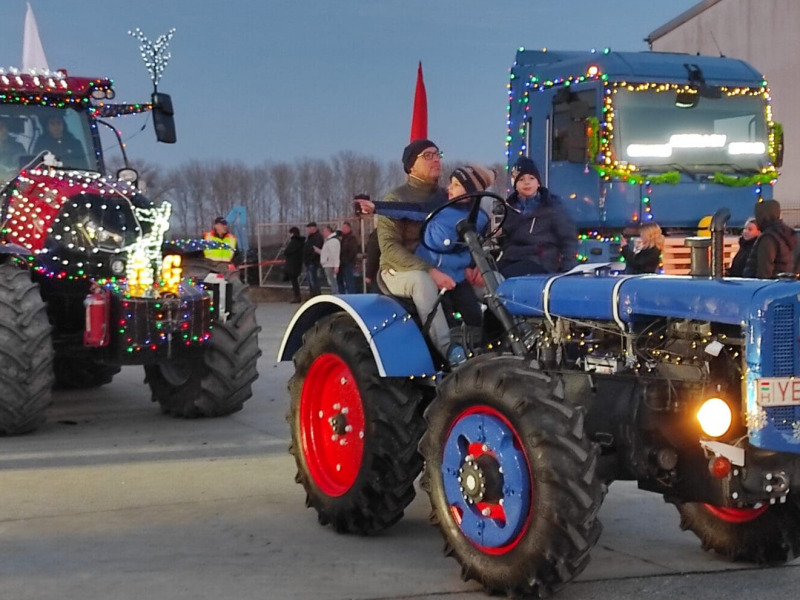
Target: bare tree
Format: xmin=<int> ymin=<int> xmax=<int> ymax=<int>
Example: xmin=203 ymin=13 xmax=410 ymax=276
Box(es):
xmin=269 ymin=162 xmax=295 ymax=224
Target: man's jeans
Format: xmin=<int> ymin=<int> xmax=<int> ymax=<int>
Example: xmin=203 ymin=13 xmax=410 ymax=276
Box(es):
xmin=305 ymin=263 xmax=322 ymax=296
xmin=381 ymin=268 xmax=449 ymax=356
xmin=337 ymin=262 xmax=356 ymax=293
xmin=323 ymin=267 xmax=339 ymax=294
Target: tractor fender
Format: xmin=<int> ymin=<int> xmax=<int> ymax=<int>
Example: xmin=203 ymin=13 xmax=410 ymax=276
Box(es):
xmin=0 ymin=242 xmax=34 ymax=262
xmin=277 ymin=294 xmax=436 ymax=377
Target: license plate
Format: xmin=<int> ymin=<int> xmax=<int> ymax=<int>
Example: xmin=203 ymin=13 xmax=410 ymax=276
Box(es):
xmin=757 ymin=378 xmax=800 ymax=407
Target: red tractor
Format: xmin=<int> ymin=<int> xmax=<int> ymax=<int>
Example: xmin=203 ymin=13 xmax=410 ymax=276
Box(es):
xmin=0 ymin=69 xmax=261 ymax=434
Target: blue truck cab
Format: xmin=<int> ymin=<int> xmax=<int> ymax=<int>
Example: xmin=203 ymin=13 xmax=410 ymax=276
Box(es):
xmin=506 ymin=48 xmax=780 ymax=262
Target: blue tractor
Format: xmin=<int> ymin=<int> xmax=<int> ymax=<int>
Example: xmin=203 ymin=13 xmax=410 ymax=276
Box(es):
xmin=505 ymin=48 xmax=782 ymax=266
xmin=279 ymin=189 xmax=800 ymax=596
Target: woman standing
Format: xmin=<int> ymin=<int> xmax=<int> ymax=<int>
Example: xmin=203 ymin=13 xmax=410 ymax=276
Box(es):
xmin=727 ymin=217 xmax=760 ymax=277
xmin=620 ymin=222 xmax=664 ymax=274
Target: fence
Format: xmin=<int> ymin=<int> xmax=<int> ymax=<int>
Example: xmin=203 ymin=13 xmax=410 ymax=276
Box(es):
xmin=255 ymin=217 xmax=376 ymax=291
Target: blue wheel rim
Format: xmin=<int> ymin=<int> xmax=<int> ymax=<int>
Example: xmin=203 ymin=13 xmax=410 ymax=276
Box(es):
xmin=442 ymin=406 xmax=532 ymax=552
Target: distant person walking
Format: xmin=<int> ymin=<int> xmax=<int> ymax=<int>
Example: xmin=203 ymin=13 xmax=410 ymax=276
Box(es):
xmin=283 ymin=226 xmax=305 ymax=303
xmin=303 ymin=222 xmax=323 ymax=296
xmin=320 ymin=224 xmax=341 ymax=294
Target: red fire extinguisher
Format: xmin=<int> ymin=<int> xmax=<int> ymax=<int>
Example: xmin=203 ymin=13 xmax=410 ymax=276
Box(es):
xmin=84 ymin=288 xmax=110 ymax=347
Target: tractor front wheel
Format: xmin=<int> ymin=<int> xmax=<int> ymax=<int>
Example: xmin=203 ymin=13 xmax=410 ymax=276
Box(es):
xmin=0 ymin=263 xmax=54 ymax=435
xmin=419 ymin=355 xmax=604 ymax=597
xmin=145 ymin=274 xmax=261 ymax=417
xmin=675 ymin=500 xmax=800 ymax=563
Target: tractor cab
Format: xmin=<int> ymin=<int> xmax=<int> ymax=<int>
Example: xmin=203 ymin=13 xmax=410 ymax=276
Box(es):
xmin=0 ymin=69 xmax=175 ymax=187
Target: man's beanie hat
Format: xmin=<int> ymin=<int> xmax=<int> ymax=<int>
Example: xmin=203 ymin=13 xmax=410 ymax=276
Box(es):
xmin=402 ymin=139 xmax=438 ymax=173
xmin=512 ymin=156 xmax=542 ymax=187
xmin=451 ymin=164 xmax=496 ymax=195
xmin=305 ymin=221 xmax=317 ymax=228
xmin=214 ymin=216 xmax=227 ymax=225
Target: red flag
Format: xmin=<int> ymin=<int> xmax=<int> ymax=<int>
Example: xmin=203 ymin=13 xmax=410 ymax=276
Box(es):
xmin=410 ymin=61 xmax=427 ymax=142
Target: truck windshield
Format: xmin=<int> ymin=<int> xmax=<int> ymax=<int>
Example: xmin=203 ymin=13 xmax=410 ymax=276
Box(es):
xmin=612 ymin=87 xmax=769 ymax=174
xmin=0 ymin=104 xmax=97 ymax=185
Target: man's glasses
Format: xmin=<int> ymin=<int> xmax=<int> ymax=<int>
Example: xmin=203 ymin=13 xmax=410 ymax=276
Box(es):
xmin=417 ymin=150 xmax=444 ymax=161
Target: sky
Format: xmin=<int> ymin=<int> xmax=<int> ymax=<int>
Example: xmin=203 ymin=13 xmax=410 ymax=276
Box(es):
xmin=1 ymin=0 xmax=703 ymax=170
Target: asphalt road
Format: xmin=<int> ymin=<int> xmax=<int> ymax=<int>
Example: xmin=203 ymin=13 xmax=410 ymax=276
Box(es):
xmin=2 ymin=301 xmax=800 ymax=600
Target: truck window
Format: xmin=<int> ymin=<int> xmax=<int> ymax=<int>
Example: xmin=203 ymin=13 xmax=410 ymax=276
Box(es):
xmin=613 ymin=88 xmax=769 ymax=173
xmin=551 ymin=90 xmax=596 ymax=163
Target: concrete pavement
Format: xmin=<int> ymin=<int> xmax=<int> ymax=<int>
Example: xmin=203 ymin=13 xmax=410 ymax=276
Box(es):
xmin=1 ymin=301 xmax=800 ymax=599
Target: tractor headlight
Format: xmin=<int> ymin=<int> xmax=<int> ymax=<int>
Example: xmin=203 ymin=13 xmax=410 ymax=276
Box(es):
xmin=697 ymin=397 xmax=732 ymax=438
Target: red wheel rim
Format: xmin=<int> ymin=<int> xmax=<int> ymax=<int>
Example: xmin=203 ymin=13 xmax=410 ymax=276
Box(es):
xmin=703 ymin=503 xmax=768 ymax=523
xmin=300 ymin=353 xmax=366 ymax=496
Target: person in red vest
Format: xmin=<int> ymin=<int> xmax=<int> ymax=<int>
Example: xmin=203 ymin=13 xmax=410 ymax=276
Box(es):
xmin=203 ymin=216 xmax=238 ymax=264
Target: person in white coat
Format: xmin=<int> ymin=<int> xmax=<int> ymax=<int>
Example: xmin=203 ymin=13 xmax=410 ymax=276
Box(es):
xmin=319 ymin=224 xmax=341 ymax=294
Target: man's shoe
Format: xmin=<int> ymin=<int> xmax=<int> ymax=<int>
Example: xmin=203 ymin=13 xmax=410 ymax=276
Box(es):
xmin=290 ymin=298 xmax=302 ymax=304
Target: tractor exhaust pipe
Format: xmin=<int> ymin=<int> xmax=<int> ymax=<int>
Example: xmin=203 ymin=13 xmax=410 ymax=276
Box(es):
xmin=710 ymin=208 xmax=730 ymax=279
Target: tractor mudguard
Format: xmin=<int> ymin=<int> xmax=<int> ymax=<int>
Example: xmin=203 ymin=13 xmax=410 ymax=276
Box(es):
xmin=0 ymin=242 xmax=34 ymax=261
xmin=278 ymin=294 xmax=436 ymax=377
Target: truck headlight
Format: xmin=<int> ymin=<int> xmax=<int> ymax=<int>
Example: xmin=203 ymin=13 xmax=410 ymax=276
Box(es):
xmin=697 ymin=397 xmax=732 ymax=438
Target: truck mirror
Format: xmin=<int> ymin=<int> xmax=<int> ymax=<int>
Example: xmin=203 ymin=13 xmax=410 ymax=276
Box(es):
xmin=675 ymin=90 xmax=698 ymax=109
xmin=151 ymin=92 xmax=176 ymax=144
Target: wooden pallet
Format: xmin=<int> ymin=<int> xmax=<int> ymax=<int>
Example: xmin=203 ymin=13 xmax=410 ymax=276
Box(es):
xmin=661 ymin=236 xmax=740 ymax=275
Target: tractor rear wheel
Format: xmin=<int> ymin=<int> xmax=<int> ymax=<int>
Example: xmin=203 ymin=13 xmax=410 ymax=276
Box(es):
xmin=145 ymin=274 xmax=261 ymax=417
xmin=675 ymin=500 xmax=800 ymax=563
xmin=0 ymin=263 xmax=54 ymax=435
xmin=287 ymin=312 xmax=425 ymax=534
xmin=419 ymin=355 xmax=604 ymax=597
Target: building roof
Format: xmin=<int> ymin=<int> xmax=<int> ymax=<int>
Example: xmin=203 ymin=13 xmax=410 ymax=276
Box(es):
xmin=646 ymin=0 xmax=725 ymax=44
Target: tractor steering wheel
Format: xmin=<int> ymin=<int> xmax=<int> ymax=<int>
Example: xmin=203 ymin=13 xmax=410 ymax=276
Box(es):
xmin=419 ymin=191 xmax=508 ymax=254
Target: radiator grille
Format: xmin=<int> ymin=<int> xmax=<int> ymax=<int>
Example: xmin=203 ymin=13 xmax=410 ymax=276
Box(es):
xmin=771 ymin=303 xmax=795 ymax=376
xmin=768 ymin=405 xmax=800 ymax=432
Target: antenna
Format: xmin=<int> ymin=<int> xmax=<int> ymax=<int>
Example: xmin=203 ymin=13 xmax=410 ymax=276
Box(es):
xmin=709 ymin=30 xmax=725 ymax=58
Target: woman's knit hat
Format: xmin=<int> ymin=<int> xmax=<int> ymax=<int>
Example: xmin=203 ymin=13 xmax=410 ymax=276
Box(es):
xmin=450 ymin=163 xmax=496 ymax=195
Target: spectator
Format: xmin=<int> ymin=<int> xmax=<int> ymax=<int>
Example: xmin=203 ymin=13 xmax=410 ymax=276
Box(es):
xmin=0 ymin=118 xmax=25 ymax=177
xmin=727 ymin=217 xmax=760 ymax=277
xmin=320 ymin=224 xmax=341 ymax=294
xmin=743 ymin=200 xmax=796 ymax=278
xmin=303 ymin=222 xmax=323 ymax=296
xmin=203 ymin=216 xmax=238 ymax=265
xmin=363 ymin=227 xmax=380 ymax=293
xmin=497 ymin=156 xmax=578 ymax=277
xmin=620 ymin=222 xmax=664 ymax=274
xmin=338 ymin=221 xmax=359 ymax=293
xmin=375 ymin=138 xmax=463 ymax=365
xmin=415 ymin=163 xmax=495 ymax=327
xmin=283 ymin=226 xmax=305 ymax=303
xmin=33 ymin=114 xmax=87 ymax=168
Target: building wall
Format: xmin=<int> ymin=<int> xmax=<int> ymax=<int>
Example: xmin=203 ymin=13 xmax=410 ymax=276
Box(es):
xmin=649 ymin=0 xmax=800 ymax=223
